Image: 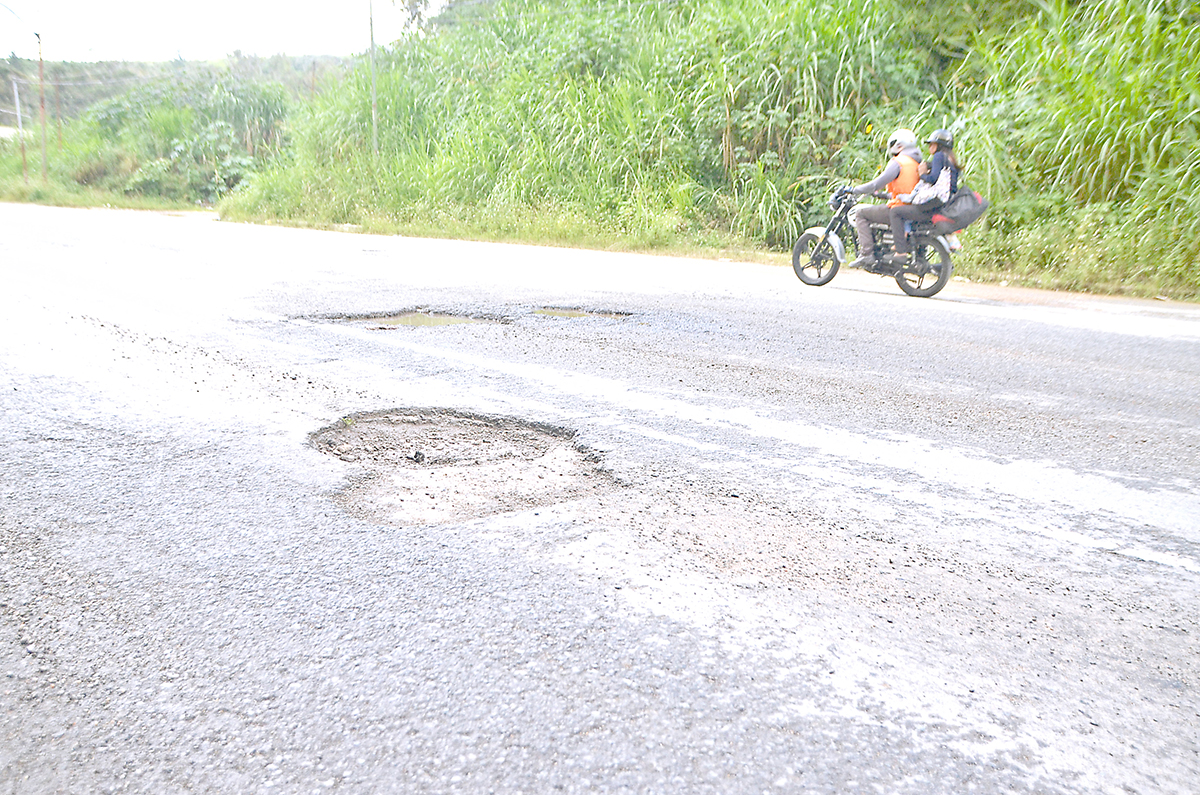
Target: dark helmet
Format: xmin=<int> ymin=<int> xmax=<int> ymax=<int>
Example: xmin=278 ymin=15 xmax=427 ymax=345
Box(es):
xmin=925 ymin=129 xmax=954 ymax=149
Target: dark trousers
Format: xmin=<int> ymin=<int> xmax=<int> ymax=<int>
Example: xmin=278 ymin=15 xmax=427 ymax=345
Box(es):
xmin=889 ymin=201 xmax=943 ymax=253
xmin=854 ymin=203 xmax=893 ymax=254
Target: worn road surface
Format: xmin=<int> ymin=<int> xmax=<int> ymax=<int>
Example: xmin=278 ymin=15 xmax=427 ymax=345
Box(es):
xmin=2 ymin=203 xmax=1198 ymax=794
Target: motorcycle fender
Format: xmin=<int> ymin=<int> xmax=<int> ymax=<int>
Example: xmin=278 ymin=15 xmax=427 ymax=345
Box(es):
xmin=804 ymin=226 xmax=845 ymax=263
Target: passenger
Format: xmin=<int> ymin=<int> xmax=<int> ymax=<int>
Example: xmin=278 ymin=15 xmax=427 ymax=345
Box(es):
xmin=888 ymin=129 xmax=961 ymax=264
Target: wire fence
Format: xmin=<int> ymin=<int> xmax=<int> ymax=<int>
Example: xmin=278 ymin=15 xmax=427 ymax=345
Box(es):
xmin=2 ymin=65 xmax=283 ymax=128
xmin=9 ymin=76 xmax=146 ymax=87
xmin=3 ymin=70 xmax=160 ymax=123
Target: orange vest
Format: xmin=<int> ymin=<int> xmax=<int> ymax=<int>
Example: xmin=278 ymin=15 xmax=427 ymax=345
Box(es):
xmin=886 ymin=155 xmax=921 ymax=206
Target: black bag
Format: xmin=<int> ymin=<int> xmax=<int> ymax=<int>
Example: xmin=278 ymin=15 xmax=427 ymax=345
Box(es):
xmin=931 ymin=187 xmax=989 ymax=234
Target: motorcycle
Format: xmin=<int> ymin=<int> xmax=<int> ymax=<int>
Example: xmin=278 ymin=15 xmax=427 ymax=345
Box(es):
xmin=792 ymin=188 xmax=954 ymax=298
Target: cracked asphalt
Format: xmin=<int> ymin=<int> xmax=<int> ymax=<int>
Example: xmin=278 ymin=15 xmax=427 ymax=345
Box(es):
xmin=1 ymin=203 xmax=1198 ymax=794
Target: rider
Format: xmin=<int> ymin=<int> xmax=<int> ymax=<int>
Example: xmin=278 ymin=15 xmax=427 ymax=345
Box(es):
xmin=845 ymin=128 xmax=923 ymax=269
xmin=888 ymin=129 xmax=961 ymax=264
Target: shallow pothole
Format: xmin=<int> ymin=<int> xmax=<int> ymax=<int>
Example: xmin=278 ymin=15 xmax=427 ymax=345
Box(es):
xmin=312 ymin=409 xmax=614 ymax=526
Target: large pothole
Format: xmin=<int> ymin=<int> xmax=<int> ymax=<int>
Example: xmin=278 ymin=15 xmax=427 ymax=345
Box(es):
xmin=312 ymin=409 xmax=614 ymax=526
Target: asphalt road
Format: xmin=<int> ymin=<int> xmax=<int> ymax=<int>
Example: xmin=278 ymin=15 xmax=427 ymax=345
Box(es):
xmin=2 ymin=203 xmax=1198 ymax=794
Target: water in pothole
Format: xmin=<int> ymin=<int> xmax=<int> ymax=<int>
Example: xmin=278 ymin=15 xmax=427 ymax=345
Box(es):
xmin=358 ymin=312 xmax=484 ymax=328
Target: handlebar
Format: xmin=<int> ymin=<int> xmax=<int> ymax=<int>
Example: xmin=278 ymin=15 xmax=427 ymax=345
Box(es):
xmin=830 ymin=187 xmax=857 ymax=211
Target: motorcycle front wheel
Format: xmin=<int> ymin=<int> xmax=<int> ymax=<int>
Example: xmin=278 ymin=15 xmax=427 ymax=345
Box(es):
xmin=792 ymin=231 xmax=841 ymax=286
xmin=895 ymin=237 xmax=953 ymax=297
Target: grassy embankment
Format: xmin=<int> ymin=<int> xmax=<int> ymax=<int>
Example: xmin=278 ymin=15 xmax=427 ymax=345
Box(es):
xmin=223 ymin=0 xmax=932 ymax=255
xmin=4 ymin=0 xmax=1198 ymax=299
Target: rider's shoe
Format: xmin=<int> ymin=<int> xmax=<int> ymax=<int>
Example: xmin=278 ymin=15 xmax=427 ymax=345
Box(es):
xmin=889 ymin=252 xmax=911 ymax=268
xmin=849 ymin=255 xmax=876 ymax=269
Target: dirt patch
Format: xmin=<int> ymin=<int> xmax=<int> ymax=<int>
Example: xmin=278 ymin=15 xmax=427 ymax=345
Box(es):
xmin=311 ymin=409 xmax=615 ymax=526
xmin=534 ymin=307 xmax=631 ymax=319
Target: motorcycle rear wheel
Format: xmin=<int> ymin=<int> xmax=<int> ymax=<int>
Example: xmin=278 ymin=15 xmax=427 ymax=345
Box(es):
xmin=895 ymin=237 xmax=952 ymax=297
xmin=792 ymin=231 xmax=841 ymax=286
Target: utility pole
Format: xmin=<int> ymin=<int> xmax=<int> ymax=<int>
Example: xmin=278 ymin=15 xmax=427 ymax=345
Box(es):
xmin=13 ymin=79 xmax=27 ymax=183
xmin=36 ymin=32 xmax=47 ymax=182
xmin=54 ymin=72 xmax=62 ymax=150
xmin=370 ymin=0 xmax=378 ymax=157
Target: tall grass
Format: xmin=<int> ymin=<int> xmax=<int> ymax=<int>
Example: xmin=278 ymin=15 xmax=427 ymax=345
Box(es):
xmin=979 ymin=0 xmax=1200 ymax=204
xmin=941 ymin=0 xmax=1200 ymax=298
xmin=224 ymin=0 xmax=929 ymax=247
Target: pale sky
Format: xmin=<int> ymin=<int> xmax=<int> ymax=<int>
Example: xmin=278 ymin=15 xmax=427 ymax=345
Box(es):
xmin=1 ymin=1 xmax=440 ymax=62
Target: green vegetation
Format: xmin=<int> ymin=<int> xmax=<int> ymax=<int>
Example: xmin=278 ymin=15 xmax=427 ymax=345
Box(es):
xmin=958 ymin=0 xmax=1200 ymax=297
xmin=0 ymin=54 xmax=348 ymax=207
xmin=2 ymin=69 xmax=289 ymax=204
xmin=3 ymin=0 xmax=1198 ymax=299
xmin=223 ymin=0 xmax=931 ymax=251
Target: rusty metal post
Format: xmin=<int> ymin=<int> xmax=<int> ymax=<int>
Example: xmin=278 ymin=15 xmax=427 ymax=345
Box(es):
xmin=13 ymin=79 xmax=28 ymax=183
xmin=370 ymin=0 xmax=378 ymax=157
xmin=54 ymin=73 xmax=62 ymax=150
xmin=36 ymin=33 xmax=47 ymax=181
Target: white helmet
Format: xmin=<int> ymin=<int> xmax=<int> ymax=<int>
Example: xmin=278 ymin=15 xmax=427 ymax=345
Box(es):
xmin=887 ymin=128 xmax=917 ymax=156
